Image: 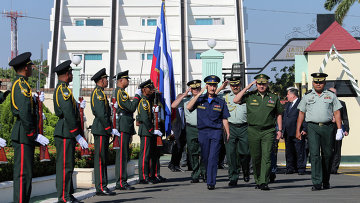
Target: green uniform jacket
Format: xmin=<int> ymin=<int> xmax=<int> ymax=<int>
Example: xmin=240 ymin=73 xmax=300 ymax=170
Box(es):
xmin=53 ymin=81 xmax=81 ymax=138
xmin=137 ymin=96 xmax=154 ymax=137
xmin=91 ymin=85 xmax=112 ymax=136
xmin=10 ymin=75 xmax=37 ymax=144
xmin=242 ymin=90 xmax=283 ymax=128
xmin=116 ymin=87 xmax=141 ymax=135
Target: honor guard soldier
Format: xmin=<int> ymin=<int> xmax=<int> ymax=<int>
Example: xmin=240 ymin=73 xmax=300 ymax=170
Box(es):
xmin=171 ymin=79 xmax=206 ymax=183
xmin=114 ymin=70 xmax=141 ymax=190
xmin=296 ymin=73 xmax=343 ymax=191
xmin=9 ymin=52 xmax=49 ymax=203
xmin=217 ymin=77 xmax=251 ymax=187
xmin=90 ymin=68 xmax=117 ymax=196
xmin=53 ymin=60 xmax=88 ymax=203
xmin=187 ymin=75 xmax=230 ymax=190
xmin=137 ymin=79 xmax=162 ymax=184
xmin=233 ymin=74 xmax=283 ymax=191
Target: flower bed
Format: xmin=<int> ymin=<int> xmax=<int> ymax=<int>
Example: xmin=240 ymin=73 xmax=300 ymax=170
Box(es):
xmin=0 ymin=143 xmax=140 ymax=182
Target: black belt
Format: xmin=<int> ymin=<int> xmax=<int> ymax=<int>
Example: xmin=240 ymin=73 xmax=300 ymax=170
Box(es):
xmin=308 ymin=121 xmax=333 ymax=126
xmin=186 ymin=123 xmax=197 ymax=128
xmin=119 ymin=112 xmax=133 ymax=117
xmin=229 ymin=122 xmax=248 ymax=128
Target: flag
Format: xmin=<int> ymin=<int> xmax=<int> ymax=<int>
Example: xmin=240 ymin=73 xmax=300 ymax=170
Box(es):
xmin=150 ymin=1 xmax=176 ymax=136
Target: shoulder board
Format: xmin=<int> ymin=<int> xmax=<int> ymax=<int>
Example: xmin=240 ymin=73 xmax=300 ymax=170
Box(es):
xmin=120 ymin=90 xmax=129 ymax=101
xmin=17 ymin=78 xmax=32 ymax=97
xmin=223 ymin=90 xmax=231 ymax=94
xmin=141 ymin=98 xmax=150 ymax=110
xmin=60 ymin=84 xmax=71 ymax=100
xmin=305 ymin=90 xmax=312 ymax=95
xmin=95 ymin=88 xmax=105 ymax=100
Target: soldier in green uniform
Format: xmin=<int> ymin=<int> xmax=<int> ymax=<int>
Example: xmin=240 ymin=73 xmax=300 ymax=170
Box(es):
xmin=171 ymin=79 xmax=206 ymax=183
xmin=53 ymin=60 xmax=88 ymax=203
xmin=233 ymin=74 xmax=283 ymax=191
xmin=296 ymin=73 xmax=342 ymax=191
xmin=90 ymin=68 xmax=117 ymax=196
xmin=217 ymin=77 xmax=250 ymax=187
xmin=9 ymin=52 xmax=49 ymax=203
xmin=114 ymin=70 xmax=141 ymax=190
xmin=137 ymin=79 xmax=162 ymax=184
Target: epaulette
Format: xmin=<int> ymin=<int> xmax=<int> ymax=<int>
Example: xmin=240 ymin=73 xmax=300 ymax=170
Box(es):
xmin=60 ymin=83 xmax=71 ymax=100
xmin=95 ymin=88 xmax=105 ymax=101
xmin=119 ymin=89 xmax=129 ymax=102
xmin=305 ymin=90 xmax=312 ymax=95
xmin=222 ymin=90 xmax=231 ymax=94
xmin=18 ymin=77 xmax=32 ymax=98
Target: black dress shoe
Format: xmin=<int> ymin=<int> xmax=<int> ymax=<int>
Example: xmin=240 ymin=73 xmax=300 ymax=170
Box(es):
xmin=260 ymin=184 xmax=270 ymax=191
xmin=139 ymin=180 xmax=150 ymax=184
xmin=149 ymin=177 xmax=159 ymax=184
xmin=174 ymin=166 xmax=184 ymax=172
xmin=168 ymin=164 xmax=176 ymax=172
xmin=298 ymin=171 xmax=306 ymax=175
xmin=255 ymin=184 xmax=260 ymax=189
xmin=207 ymin=185 xmax=215 ymax=190
xmin=243 ymin=175 xmax=250 ymax=182
xmin=191 ymin=178 xmax=199 ymax=183
xmin=218 ymin=164 xmax=225 ymax=169
xmin=323 ymin=183 xmax=331 ymax=189
xmin=202 ymin=175 xmax=207 ymax=183
xmin=311 ymin=185 xmax=322 ymax=191
xmin=96 ymin=189 xmax=116 ymax=196
xmin=156 ymin=175 xmax=167 ymax=182
xmin=70 ymin=196 xmax=81 ymax=203
xmin=269 ymin=173 xmax=276 ymax=183
xmin=228 ymin=180 xmax=237 ymax=187
xmin=116 ymin=183 xmax=135 ymax=190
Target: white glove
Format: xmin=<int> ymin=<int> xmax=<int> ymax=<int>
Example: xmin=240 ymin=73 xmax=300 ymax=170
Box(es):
xmin=112 ymin=128 xmax=121 ymax=137
xmin=154 ymin=129 xmax=163 ymax=137
xmin=80 ymin=100 xmax=86 ymax=109
xmin=76 ymin=135 xmax=89 ymax=149
xmin=34 ymin=92 xmax=45 ymax=102
xmin=152 ymin=106 xmax=159 ymax=113
xmin=135 ymin=88 xmax=142 ymax=97
xmin=113 ymin=102 xmax=118 ymax=109
xmin=42 ymin=113 xmax=46 ymax=120
xmin=35 ymin=134 xmax=49 ymax=146
xmin=0 ymin=137 xmax=6 ymax=148
xmin=335 ymin=129 xmax=344 ymax=141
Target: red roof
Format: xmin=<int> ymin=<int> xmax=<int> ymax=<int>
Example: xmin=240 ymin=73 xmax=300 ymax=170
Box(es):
xmin=305 ymin=21 xmax=360 ymax=52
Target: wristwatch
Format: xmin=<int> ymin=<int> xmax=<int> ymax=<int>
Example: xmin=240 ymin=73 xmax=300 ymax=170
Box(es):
xmin=277 ymin=129 xmax=283 ymax=133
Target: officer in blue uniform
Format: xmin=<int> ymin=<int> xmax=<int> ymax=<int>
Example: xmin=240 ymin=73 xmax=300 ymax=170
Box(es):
xmin=187 ymin=75 xmax=230 ymax=190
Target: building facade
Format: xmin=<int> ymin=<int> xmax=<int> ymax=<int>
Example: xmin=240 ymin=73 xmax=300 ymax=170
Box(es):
xmin=47 ymin=0 xmax=246 ymax=92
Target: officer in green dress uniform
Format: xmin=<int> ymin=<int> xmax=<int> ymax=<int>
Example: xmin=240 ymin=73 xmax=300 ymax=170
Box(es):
xmin=233 ymin=74 xmax=283 ymax=191
xmin=90 ymin=68 xmax=117 ymax=196
xmin=137 ymin=79 xmax=162 ymax=184
xmin=217 ymin=77 xmax=251 ymax=186
xmin=9 ymin=52 xmax=50 ymax=203
xmin=53 ymin=60 xmax=88 ymax=203
xmin=114 ymin=70 xmax=141 ymax=190
xmin=296 ymin=73 xmax=343 ymax=191
xmin=171 ymin=79 xmax=206 ymax=183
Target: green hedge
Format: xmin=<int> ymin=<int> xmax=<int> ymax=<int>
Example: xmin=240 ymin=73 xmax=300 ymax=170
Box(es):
xmin=0 ymin=144 xmax=140 ymax=182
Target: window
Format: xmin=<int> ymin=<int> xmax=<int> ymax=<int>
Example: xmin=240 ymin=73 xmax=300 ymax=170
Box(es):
xmin=195 ymin=18 xmax=224 ymax=25
xmin=86 ymin=19 xmax=103 ymax=26
xmin=141 ymin=18 xmax=157 ymax=26
xmin=141 ymin=53 xmax=153 ymax=60
xmin=85 ymin=54 xmax=102 ymax=60
xmin=195 ymin=53 xmax=201 ymax=59
xmin=325 ymin=80 xmax=358 ymax=97
xmin=75 ymin=20 xmax=84 ymax=26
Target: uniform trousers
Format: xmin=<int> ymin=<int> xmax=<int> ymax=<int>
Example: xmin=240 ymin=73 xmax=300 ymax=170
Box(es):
xmin=307 ymin=123 xmax=335 ymax=186
xmin=138 ymin=136 xmax=151 ymax=181
xmin=13 ymin=142 xmax=34 ymax=203
xmin=115 ymin=132 xmax=131 ymax=188
xmin=247 ymin=126 xmax=274 ymax=185
xmin=94 ymin=135 xmax=109 ymax=192
xmin=186 ymin=125 xmax=205 ymax=180
xmin=225 ymin=124 xmax=250 ymax=181
xmin=55 ymin=137 xmax=76 ymax=202
xmin=198 ymin=128 xmax=222 ymax=186
xmin=150 ymin=136 xmax=161 ymax=178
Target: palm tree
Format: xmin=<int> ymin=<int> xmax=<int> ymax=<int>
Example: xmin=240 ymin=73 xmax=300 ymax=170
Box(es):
xmin=324 ymin=0 xmax=360 ymax=25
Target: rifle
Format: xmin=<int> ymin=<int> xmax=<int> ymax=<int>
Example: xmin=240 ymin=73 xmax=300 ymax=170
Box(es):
xmin=154 ymin=91 xmax=163 ymax=146
xmin=79 ymin=74 xmax=90 ymax=157
xmin=37 ymin=62 xmax=50 ymax=162
xmin=0 ymin=147 xmax=7 ymax=164
xmin=111 ymin=77 xmax=120 ymax=149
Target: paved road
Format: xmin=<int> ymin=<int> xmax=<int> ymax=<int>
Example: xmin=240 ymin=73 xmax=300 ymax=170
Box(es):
xmin=83 ymin=163 xmax=360 ymax=203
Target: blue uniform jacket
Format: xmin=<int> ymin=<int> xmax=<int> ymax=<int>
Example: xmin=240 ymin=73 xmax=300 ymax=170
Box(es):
xmin=190 ymin=94 xmax=230 ymax=130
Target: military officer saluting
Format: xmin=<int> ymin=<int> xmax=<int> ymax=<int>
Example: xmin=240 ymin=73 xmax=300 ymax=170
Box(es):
xmin=217 ymin=77 xmax=251 ymax=187
xmin=233 ymin=74 xmax=283 ymax=191
xmin=137 ymin=79 xmax=162 ymax=184
xmin=9 ymin=52 xmax=49 ymax=203
xmin=171 ymin=79 xmax=206 ymax=183
xmin=53 ymin=60 xmax=88 ymax=203
xmin=187 ymin=75 xmax=230 ymax=190
xmin=90 ymin=68 xmax=117 ymax=196
xmin=296 ymin=73 xmax=342 ymax=191
xmin=114 ymin=70 xmax=141 ymax=190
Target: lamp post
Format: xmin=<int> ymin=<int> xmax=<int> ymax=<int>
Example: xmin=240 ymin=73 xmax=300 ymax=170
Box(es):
xmin=72 ymin=55 xmax=82 ymax=101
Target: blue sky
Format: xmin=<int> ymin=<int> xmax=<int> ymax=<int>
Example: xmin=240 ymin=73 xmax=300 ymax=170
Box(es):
xmin=1 ymin=0 xmax=360 ymax=78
